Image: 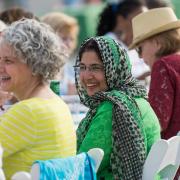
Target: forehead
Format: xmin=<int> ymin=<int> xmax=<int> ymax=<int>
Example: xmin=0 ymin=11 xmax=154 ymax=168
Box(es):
xmin=81 ymin=50 xmax=102 ymax=65
xmin=0 ymin=41 xmax=16 ymax=57
xmin=58 ymin=26 xmax=78 ymax=36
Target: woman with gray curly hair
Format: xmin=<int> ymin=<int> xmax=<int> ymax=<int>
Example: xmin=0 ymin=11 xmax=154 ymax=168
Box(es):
xmin=0 ymin=18 xmax=76 ymax=179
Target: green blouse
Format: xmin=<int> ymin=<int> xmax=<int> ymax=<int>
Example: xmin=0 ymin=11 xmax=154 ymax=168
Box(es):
xmin=78 ymin=97 xmax=160 ymax=179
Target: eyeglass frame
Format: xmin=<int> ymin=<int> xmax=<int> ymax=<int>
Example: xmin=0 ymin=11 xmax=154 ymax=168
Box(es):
xmin=73 ymin=63 xmax=104 ymax=74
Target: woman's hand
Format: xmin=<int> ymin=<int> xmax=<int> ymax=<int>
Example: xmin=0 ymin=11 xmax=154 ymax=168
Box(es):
xmin=0 ymin=91 xmax=13 ymax=110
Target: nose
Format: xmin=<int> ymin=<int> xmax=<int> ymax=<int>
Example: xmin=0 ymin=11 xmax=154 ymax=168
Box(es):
xmin=80 ymin=68 xmax=94 ymax=79
xmin=0 ymin=62 xmax=5 ymax=72
xmin=83 ymin=69 xmax=94 ymax=76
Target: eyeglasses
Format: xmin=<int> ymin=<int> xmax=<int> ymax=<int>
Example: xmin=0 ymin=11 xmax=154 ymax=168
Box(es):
xmin=74 ymin=64 xmax=104 ymax=74
xmin=136 ymin=46 xmax=142 ymax=56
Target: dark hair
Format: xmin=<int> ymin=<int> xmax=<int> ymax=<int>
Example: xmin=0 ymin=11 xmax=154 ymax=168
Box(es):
xmin=0 ymin=7 xmax=39 ymax=24
xmin=145 ymin=0 xmax=172 ymax=9
xmin=96 ymin=0 xmax=145 ymax=36
xmin=79 ymin=38 xmax=102 ymax=61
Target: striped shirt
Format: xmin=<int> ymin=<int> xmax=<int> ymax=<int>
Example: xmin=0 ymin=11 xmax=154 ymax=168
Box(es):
xmin=0 ymin=97 xmax=76 ymax=179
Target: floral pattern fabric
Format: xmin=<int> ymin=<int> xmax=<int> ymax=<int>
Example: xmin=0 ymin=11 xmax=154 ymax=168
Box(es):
xmin=149 ymin=54 xmax=180 ymax=139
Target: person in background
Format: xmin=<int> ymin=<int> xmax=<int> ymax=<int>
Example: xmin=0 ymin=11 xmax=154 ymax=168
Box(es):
xmin=0 ymin=20 xmax=8 ymax=112
xmin=0 ymin=18 xmax=76 ymax=179
xmin=74 ymin=36 xmax=160 ymax=179
xmin=130 ymin=7 xmax=180 ymax=140
xmin=145 ymin=0 xmax=172 ymax=9
xmin=96 ymin=0 xmax=150 ymax=84
xmin=130 ymin=8 xmax=180 ymax=179
xmin=42 ymin=12 xmax=79 ymax=95
xmin=0 ymin=7 xmax=40 ymax=105
xmin=0 ymin=7 xmax=39 ymax=24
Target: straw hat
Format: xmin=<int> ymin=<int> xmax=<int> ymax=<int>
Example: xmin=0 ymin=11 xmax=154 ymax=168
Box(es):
xmin=129 ymin=7 xmax=180 ymax=49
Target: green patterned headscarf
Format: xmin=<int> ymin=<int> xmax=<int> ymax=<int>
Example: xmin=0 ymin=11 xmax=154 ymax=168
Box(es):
xmin=75 ymin=36 xmax=147 ymax=179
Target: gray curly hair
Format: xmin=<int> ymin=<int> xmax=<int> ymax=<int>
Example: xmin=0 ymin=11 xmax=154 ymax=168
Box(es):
xmin=1 ymin=18 xmax=67 ymax=82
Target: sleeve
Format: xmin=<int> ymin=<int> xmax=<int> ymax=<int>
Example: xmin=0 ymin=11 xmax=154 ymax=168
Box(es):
xmin=78 ymin=102 xmax=113 ymax=172
xmin=0 ymin=103 xmax=36 ymax=158
xmin=142 ymin=104 xmax=161 ymax=153
xmin=148 ymin=60 xmax=174 ymax=132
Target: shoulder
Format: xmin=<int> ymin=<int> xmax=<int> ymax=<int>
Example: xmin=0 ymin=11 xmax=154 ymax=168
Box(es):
xmin=7 ymin=97 xmax=69 ymax=115
xmin=91 ymin=101 xmax=113 ymax=122
xmin=9 ymin=98 xmax=44 ymax=112
xmin=3 ymin=100 xmax=37 ymax=120
xmin=152 ymin=54 xmax=180 ymax=82
xmin=135 ymin=98 xmax=159 ymax=123
xmin=155 ymin=54 xmax=180 ymax=67
xmin=135 ymin=97 xmax=160 ymax=131
xmin=96 ymin=101 xmax=113 ymax=112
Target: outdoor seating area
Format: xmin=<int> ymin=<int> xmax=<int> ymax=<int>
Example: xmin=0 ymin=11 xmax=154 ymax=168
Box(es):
xmin=0 ymin=0 xmax=179 ymax=179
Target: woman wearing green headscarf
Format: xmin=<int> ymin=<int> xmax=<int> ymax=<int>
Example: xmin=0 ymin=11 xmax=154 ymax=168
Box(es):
xmin=74 ymin=36 xmax=160 ymax=180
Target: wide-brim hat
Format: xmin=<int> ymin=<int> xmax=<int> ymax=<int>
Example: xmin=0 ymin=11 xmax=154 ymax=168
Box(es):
xmin=129 ymin=7 xmax=180 ymax=49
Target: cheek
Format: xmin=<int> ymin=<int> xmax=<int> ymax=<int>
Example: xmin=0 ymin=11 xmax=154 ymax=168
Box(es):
xmin=142 ymin=50 xmax=156 ymax=68
xmin=79 ymin=72 xmax=84 ymax=80
xmin=100 ymin=74 xmax=108 ymax=88
xmin=4 ymin=66 xmax=14 ymax=74
xmin=70 ymin=42 xmax=76 ymax=50
xmin=79 ymin=73 xmax=85 ymax=86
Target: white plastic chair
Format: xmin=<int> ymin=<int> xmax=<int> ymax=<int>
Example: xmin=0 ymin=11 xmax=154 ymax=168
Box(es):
xmin=0 ymin=145 xmax=5 ymax=180
xmin=87 ymin=148 xmax=104 ymax=172
xmin=11 ymin=172 xmax=31 ymax=180
xmin=142 ymin=136 xmax=180 ymax=180
xmin=11 ymin=148 xmax=104 ymax=180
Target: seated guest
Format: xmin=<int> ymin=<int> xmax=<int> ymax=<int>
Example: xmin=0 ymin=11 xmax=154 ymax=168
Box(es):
xmin=0 ymin=7 xmax=39 ymax=105
xmin=74 ymin=36 xmax=160 ymax=179
xmin=42 ymin=12 xmax=79 ymax=95
xmin=0 ymin=18 xmax=76 ymax=179
xmin=130 ymin=7 xmax=180 ymax=140
xmin=0 ymin=7 xmax=39 ymax=24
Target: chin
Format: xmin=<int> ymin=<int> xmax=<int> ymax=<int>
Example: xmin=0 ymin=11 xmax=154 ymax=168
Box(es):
xmin=87 ymin=92 xmax=94 ymax=97
xmin=1 ymin=87 xmax=8 ymax=91
xmin=1 ymin=86 xmax=12 ymax=92
xmin=87 ymin=90 xmax=96 ymax=97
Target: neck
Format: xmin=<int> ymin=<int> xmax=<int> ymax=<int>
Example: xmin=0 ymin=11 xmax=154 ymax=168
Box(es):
xmin=15 ymin=78 xmax=45 ymax=101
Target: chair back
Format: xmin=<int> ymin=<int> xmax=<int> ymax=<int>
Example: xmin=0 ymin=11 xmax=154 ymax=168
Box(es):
xmin=142 ymin=136 xmax=180 ymax=180
xmin=11 ymin=148 xmax=104 ymax=180
xmin=30 ymin=148 xmax=104 ymax=180
xmin=87 ymin=148 xmax=104 ymax=172
xmin=0 ymin=145 xmax=5 ymax=180
xmin=11 ymin=172 xmax=31 ymax=180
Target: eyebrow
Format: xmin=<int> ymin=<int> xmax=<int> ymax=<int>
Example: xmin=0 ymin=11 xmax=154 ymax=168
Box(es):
xmin=0 ymin=56 xmax=13 ymax=58
xmin=79 ymin=63 xmax=103 ymax=66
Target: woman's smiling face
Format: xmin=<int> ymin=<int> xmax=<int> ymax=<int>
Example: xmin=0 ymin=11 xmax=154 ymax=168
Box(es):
xmin=0 ymin=42 xmax=33 ymax=94
xmin=79 ymin=50 xmax=108 ymax=96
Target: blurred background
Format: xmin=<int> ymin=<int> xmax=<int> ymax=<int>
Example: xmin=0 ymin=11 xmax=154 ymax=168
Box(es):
xmin=0 ymin=0 xmax=179 ymax=125
xmin=0 ymin=0 xmax=179 ymax=48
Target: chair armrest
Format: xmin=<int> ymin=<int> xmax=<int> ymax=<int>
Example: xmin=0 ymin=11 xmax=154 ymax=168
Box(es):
xmin=88 ymin=148 xmax=104 ymax=172
xmin=11 ymin=171 xmax=31 ymax=180
xmin=30 ymin=163 xmax=40 ymax=180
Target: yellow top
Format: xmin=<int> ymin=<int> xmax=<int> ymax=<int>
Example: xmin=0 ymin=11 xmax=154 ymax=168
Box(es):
xmin=0 ymin=97 xmax=76 ymax=179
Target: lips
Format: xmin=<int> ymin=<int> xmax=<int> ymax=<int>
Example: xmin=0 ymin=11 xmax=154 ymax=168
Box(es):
xmin=86 ymin=83 xmax=96 ymax=87
xmin=0 ymin=76 xmax=11 ymax=87
xmin=0 ymin=76 xmax=11 ymax=80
